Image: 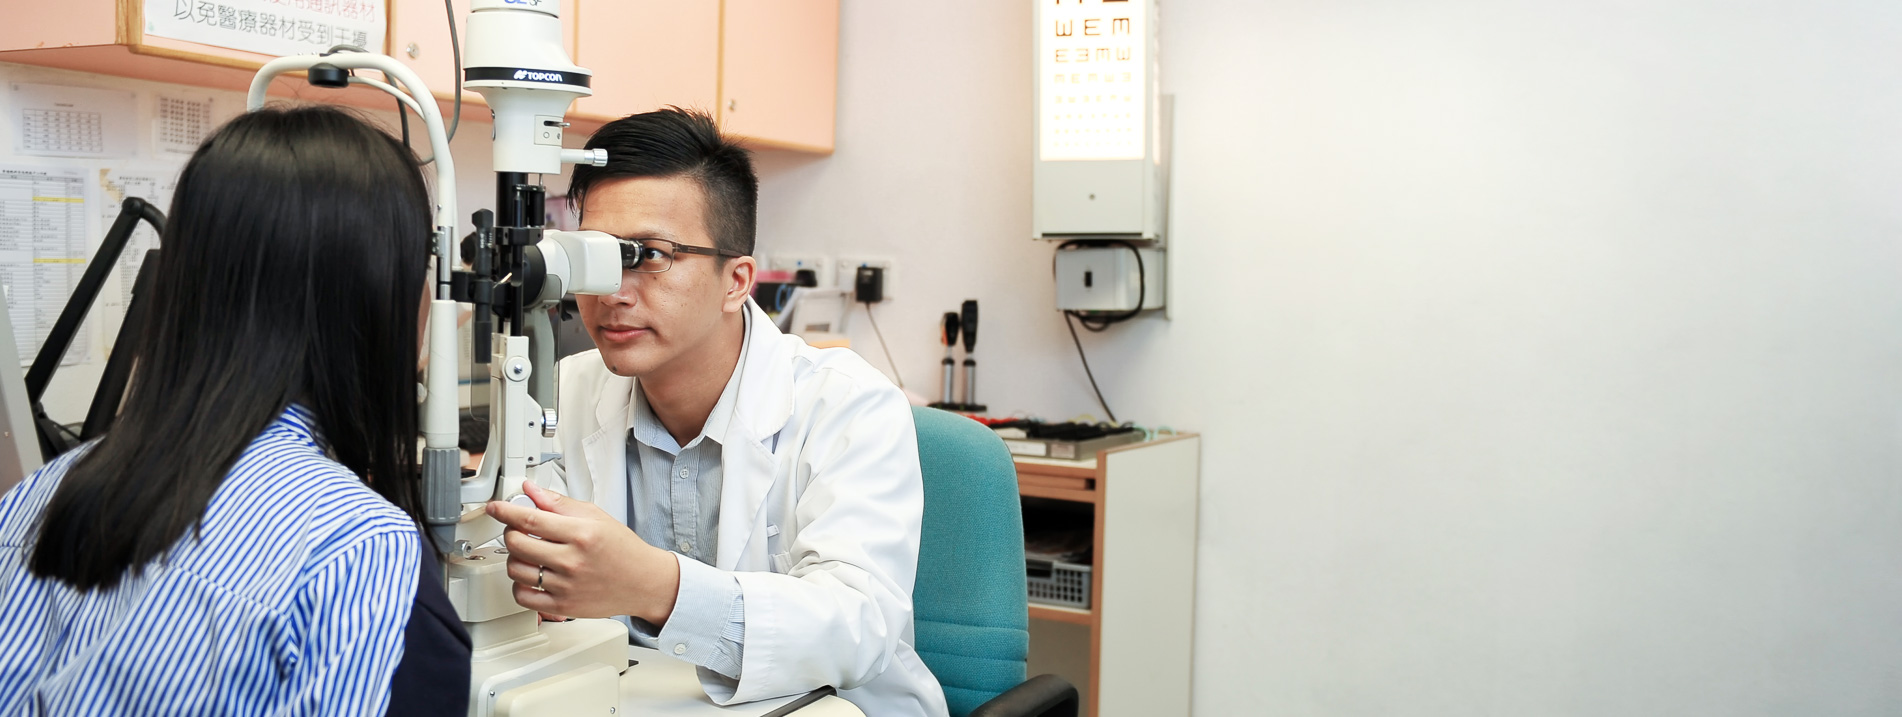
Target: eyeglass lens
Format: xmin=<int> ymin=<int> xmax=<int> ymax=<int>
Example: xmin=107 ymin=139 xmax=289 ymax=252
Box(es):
xmin=620 ymin=240 xmax=674 ymax=273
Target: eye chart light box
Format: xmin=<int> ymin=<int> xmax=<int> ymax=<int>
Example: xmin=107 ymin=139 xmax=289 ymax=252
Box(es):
xmin=1033 ymin=0 xmax=1166 ymax=242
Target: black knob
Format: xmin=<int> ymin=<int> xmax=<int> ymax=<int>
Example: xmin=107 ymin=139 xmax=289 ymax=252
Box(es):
xmin=941 ymin=312 xmax=961 ymax=348
xmin=960 ymin=300 xmax=978 ymax=352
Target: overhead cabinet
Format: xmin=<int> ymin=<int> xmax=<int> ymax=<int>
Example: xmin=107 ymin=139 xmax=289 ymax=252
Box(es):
xmin=0 ymin=0 xmax=839 ymax=152
xmin=714 ymin=0 xmax=840 ymax=152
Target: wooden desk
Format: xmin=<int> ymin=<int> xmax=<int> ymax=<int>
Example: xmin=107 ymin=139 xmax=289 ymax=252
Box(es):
xmin=1017 ymin=434 xmax=1200 ymax=717
xmin=622 ymin=645 xmax=864 ymax=716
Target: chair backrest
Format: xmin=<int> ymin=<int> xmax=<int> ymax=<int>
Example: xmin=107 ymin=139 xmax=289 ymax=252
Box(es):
xmin=910 ymin=407 xmax=1031 ymax=717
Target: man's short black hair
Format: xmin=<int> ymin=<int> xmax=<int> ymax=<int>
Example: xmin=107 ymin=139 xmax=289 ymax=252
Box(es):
xmin=568 ymin=107 xmax=758 ymax=257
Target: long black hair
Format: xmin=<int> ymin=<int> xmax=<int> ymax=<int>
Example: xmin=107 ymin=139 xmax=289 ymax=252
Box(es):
xmin=28 ymin=105 xmax=431 ymax=592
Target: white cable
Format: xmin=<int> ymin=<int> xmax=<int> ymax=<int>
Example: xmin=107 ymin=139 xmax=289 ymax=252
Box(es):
xmin=346 ymin=76 xmax=424 ymax=116
xmin=351 ymin=75 xmax=444 ymax=165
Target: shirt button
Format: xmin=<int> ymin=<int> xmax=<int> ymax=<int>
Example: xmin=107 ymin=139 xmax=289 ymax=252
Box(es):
xmin=678 ymin=541 xmax=691 ymax=552
xmin=679 ymin=468 xmax=690 ymax=478
xmin=673 ymin=643 xmax=688 ymax=655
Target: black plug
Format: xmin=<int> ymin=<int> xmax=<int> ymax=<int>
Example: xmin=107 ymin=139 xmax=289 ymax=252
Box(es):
xmin=855 ymin=265 xmax=885 ymax=304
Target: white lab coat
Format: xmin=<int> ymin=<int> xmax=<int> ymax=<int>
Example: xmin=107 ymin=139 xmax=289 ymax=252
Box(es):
xmin=551 ymin=302 xmax=949 ymax=716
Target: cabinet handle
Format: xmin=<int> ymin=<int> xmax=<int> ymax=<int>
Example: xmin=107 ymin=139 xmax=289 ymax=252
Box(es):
xmin=406 ymin=42 xmax=421 ymax=59
xmin=728 ymin=99 xmax=738 ymax=112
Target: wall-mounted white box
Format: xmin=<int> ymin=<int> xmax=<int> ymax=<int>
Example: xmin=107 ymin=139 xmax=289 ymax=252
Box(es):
xmin=1055 ymin=245 xmax=1165 ymax=312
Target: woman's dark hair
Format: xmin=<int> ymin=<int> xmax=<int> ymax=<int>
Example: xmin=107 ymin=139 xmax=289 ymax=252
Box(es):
xmin=28 ymin=105 xmax=431 ymax=591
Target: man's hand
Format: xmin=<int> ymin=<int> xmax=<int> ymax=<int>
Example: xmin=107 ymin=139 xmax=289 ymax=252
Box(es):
xmin=485 ymin=480 xmax=682 ymax=624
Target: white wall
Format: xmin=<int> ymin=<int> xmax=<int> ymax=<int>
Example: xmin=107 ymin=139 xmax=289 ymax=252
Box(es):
xmin=759 ymin=1 xmax=1902 ymax=714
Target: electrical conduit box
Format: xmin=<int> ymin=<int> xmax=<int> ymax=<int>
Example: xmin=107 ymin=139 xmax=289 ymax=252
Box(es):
xmin=1056 ymin=245 xmax=1165 ymax=312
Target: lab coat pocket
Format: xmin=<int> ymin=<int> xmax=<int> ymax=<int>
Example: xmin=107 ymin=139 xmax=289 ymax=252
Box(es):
xmin=771 ymin=551 xmax=793 ymax=573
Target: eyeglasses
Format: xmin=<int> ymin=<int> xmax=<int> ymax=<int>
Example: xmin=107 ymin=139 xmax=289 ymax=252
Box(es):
xmin=616 ymin=237 xmax=746 ymax=273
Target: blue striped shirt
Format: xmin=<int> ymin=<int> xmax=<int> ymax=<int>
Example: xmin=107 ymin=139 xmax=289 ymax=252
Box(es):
xmin=0 ymin=406 xmax=421 ymax=716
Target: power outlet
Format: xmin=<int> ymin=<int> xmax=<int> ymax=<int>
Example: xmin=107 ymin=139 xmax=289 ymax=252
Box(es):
xmin=766 ymin=254 xmax=833 ymax=287
xmin=838 ymin=257 xmax=895 ymax=301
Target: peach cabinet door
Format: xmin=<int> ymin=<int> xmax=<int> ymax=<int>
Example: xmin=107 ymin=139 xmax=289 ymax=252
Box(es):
xmin=719 ymin=0 xmax=839 ymax=152
xmin=574 ymin=0 xmax=720 ymax=120
xmin=387 ymin=0 xmax=577 ymax=102
xmin=0 ymin=0 xmax=117 ymax=51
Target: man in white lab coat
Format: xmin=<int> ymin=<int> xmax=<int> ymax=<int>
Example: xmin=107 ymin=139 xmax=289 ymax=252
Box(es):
xmin=484 ymin=109 xmax=949 ymax=716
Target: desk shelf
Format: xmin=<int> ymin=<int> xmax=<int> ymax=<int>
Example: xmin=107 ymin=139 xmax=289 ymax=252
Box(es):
xmin=1016 ymin=434 xmax=1199 ymax=717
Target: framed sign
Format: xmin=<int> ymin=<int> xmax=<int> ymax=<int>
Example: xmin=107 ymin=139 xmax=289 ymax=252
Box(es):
xmin=143 ymin=0 xmax=387 ymax=58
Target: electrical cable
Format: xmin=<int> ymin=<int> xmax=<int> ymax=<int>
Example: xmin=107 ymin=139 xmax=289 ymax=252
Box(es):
xmin=862 ymin=302 xmax=905 ymax=390
xmin=330 ymin=0 xmax=463 ymax=162
xmin=1047 ymin=239 xmax=1148 ymax=423
xmin=324 ymin=44 xmax=429 ymax=163
xmin=348 ymin=76 xmax=425 ymax=115
xmin=444 ymin=0 xmax=462 ymax=142
xmin=1062 ymin=311 xmax=1117 ymax=424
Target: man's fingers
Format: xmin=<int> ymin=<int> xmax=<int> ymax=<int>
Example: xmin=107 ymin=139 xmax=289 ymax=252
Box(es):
xmin=523 ymin=479 xmax=611 ymax=520
xmin=513 ymin=583 xmax=559 ymax=613
xmin=504 ymin=556 xmax=543 ymax=588
xmin=485 ymin=497 xmax=586 ymax=542
xmin=501 ymin=528 xmax=566 ymax=567
xmin=521 ymin=479 xmax=570 ymax=514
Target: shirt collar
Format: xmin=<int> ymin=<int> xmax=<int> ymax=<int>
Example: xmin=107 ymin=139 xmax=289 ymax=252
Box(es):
xmin=277 ymin=403 xmax=321 ymax=441
xmin=630 ymin=308 xmax=752 ymax=453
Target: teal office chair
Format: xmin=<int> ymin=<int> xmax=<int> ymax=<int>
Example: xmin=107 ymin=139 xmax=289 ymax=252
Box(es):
xmin=911 ymin=407 xmax=1080 ymax=717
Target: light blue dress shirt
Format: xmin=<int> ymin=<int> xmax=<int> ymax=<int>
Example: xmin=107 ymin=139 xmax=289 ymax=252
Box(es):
xmin=624 ymin=312 xmax=751 ymax=681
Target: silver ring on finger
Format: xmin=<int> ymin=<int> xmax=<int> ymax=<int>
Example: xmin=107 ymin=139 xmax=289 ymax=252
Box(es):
xmin=536 ymin=565 xmax=545 ymax=591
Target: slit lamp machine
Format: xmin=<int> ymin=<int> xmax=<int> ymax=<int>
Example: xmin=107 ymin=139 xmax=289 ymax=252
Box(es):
xmin=249 ymin=1 xmax=628 ymax=713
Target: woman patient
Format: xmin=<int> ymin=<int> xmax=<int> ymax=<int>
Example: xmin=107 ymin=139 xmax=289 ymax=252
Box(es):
xmin=0 ymin=106 xmax=469 ymax=714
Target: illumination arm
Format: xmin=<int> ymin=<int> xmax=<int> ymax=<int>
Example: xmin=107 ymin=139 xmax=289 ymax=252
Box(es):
xmin=246 ymin=55 xmax=456 ymax=238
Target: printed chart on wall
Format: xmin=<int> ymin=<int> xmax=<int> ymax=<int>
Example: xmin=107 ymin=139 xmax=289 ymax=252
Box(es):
xmin=0 ymin=166 xmax=92 ymax=367
xmin=97 ymin=166 xmax=179 ymax=351
xmin=9 ymin=83 xmax=137 ymax=159
xmin=143 ymin=0 xmax=386 ymax=58
xmin=153 ymin=93 xmax=216 ymax=157
xmin=1040 ymin=0 xmax=1148 ymax=161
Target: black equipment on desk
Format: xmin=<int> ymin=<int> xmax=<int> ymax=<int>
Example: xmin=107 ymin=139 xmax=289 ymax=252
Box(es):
xmin=937 ymin=312 xmax=960 ymax=405
xmin=961 ymin=299 xmax=979 ymax=408
xmin=990 ymin=420 xmax=1141 ymax=460
xmin=929 ymin=300 xmax=987 ymax=413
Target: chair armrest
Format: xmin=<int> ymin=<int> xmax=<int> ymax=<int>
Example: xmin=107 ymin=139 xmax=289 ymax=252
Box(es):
xmin=969 ymin=674 xmax=1080 ymax=717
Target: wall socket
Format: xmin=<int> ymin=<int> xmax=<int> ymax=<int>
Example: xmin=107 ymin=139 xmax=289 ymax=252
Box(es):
xmin=765 ymin=254 xmax=833 ymax=287
xmin=838 ymin=257 xmax=896 ymax=301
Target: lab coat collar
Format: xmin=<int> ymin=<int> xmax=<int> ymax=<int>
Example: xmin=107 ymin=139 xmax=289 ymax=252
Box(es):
xmin=723 ymin=299 xmax=797 ymax=447
xmin=713 ymin=299 xmax=797 ymax=570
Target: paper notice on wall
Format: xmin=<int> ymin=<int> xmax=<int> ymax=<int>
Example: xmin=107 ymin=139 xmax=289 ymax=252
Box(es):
xmin=0 ymin=165 xmax=93 ymax=367
xmin=143 ymin=0 xmax=387 ymax=58
xmin=9 ymin=83 xmax=138 ymax=159
xmin=96 ymin=166 xmax=180 ymax=351
xmin=153 ymin=93 xmax=216 ymax=156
